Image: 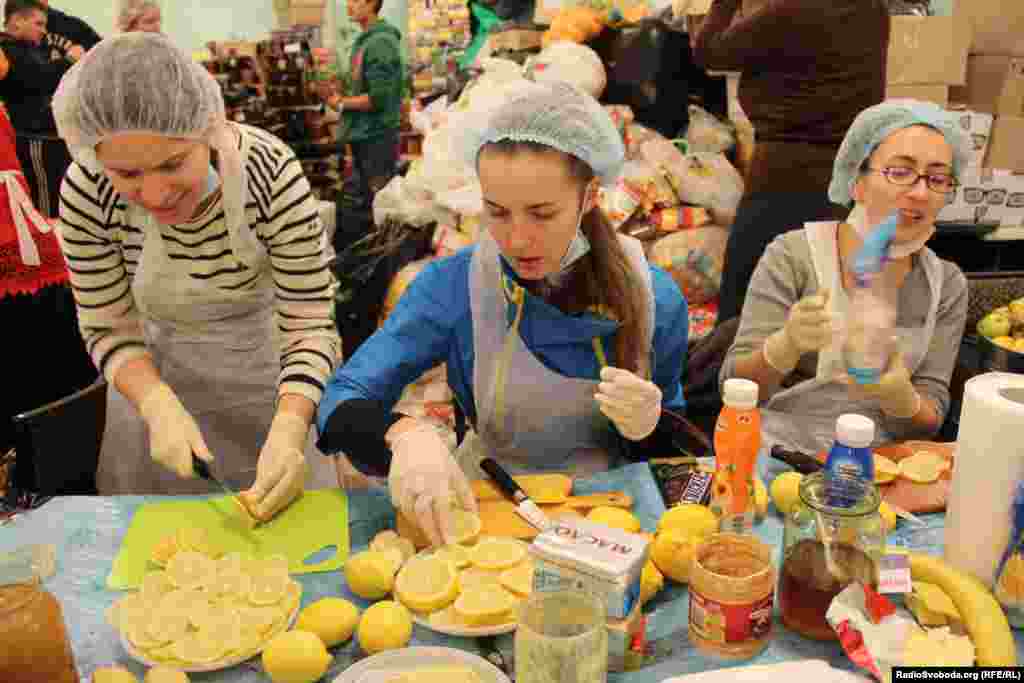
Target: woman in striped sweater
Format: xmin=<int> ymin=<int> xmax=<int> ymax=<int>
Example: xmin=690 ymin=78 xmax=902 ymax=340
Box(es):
xmin=51 ymin=34 xmax=341 ymax=520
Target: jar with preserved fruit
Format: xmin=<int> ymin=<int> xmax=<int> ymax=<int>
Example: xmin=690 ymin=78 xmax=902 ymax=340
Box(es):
xmin=0 ymin=548 xmax=78 ymax=683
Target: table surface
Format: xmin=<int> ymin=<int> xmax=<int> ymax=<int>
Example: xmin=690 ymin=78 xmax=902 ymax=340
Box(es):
xmin=1 ymin=463 xmax=1020 ymax=683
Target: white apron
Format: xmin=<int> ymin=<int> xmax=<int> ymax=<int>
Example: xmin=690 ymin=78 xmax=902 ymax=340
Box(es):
xmin=757 ymin=221 xmax=943 ymax=482
xmin=96 ymin=194 xmax=333 ymax=495
xmin=455 ymin=232 xmax=656 ymax=477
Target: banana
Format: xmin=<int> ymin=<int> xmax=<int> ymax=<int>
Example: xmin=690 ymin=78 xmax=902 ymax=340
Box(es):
xmin=908 ymin=552 xmax=1017 ymax=666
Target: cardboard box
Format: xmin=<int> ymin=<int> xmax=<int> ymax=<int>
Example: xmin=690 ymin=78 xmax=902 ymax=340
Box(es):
xmin=288 ymin=6 xmax=323 ymax=25
xmin=886 ymin=85 xmax=949 ymax=108
xmin=937 ymin=167 xmax=1006 ymax=224
xmin=992 ymin=172 xmax=1024 ymax=227
xmin=986 ymin=115 xmax=1024 ymax=173
xmin=956 ymin=0 xmax=1024 ymax=57
xmin=887 ymin=16 xmax=969 ymax=86
xmin=948 ymin=108 xmax=994 ymax=169
xmin=950 ymin=56 xmax=1024 ymax=116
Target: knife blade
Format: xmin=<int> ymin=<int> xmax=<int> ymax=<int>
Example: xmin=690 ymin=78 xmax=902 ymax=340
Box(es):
xmin=479 ymin=457 xmax=552 ymax=532
xmin=885 ymin=500 xmax=925 ymax=526
xmin=192 ymin=454 xmax=262 ymax=527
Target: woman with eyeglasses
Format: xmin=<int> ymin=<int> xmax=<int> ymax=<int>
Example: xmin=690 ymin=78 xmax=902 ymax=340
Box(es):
xmin=720 ymin=100 xmax=969 ymax=480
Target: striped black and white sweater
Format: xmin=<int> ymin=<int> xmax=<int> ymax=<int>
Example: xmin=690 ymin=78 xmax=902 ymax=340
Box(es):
xmin=56 ymin=123 xmax=342 ymax=405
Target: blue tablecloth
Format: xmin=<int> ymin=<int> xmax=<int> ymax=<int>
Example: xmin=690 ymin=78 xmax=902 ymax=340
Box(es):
xmin=0 ymin=463 xmax=1018 ymax=682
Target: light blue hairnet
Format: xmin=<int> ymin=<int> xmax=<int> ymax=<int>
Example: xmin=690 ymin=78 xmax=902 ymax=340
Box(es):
xmin=455 ymin=79 xmax=625 ymax=186
xmin=828 ymin=99 xmax=969 ymax=206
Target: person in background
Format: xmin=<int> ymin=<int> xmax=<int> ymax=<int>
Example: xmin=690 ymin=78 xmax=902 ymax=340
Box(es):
xmin=720 ymin=100 xmax=969 ymax=483
xmin=52 ymin=34 xmax=342 ymax=519
xmin=320 ymin=0 xmax=403 ymax=215
xmin=0 ymin=0 xmax=80 ymax=217
xmin=692 ymin=0 xmax=890 ymax=326
xmin=317 ymin=81 xmax=690 ymax=547
xmin=38 ymin=0 xmax=100 ymax=58
xmin=115 ymin=0 xmax=161 ymax=33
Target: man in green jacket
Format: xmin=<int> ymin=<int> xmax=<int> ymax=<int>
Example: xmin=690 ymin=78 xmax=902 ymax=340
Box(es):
xmin=324 ymin=0 xmax=403 ymax=211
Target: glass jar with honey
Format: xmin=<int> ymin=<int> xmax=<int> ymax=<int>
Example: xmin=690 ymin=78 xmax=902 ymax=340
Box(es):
xmin=778 ymin=471 xmax=884 ymax=641
xmin=0 ymin=548 xmax=78 ymax=683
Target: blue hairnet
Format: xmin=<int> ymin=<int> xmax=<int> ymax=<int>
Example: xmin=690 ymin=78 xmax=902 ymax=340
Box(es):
xmin=828 ymin=99 xmax=969 ymax=206
xmin=455 ymin=79 xmax=625 ymax=185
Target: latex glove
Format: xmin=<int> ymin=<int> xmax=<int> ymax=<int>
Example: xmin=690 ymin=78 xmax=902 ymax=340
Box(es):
xmin=138 ymin=382 xmax=212 ymax=479
xmin=842 ymin=344 xmax=922 ymax=419
xmin=248 ymin=412 xmax=309 ymax=520
xmin=763 ymin=289 xmax=834 ymax=374
xmin=595 ymin=366 xmax=662 ymax=441
xmin=387 ymin=423 xmax=477 ymax=547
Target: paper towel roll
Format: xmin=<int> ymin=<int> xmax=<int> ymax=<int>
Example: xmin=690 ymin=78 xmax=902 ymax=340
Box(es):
xmin=945 ymin=372 xmax=1024 ymax=586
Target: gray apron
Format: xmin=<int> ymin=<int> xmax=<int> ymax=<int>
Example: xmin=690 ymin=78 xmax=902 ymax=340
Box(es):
xmin=455 ymin=231 xmax=655 ymax=477
xmin=96 ymin=199 xmax=332 ymax=495
xmin=757 ymin=221 xmax=942 ymax=482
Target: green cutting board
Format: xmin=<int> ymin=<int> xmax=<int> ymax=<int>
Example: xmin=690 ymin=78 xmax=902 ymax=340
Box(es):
xmin=107 ymin=489 xmax=349 ymax=590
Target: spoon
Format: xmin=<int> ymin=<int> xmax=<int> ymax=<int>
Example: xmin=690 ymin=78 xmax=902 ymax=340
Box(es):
xmin=816 ymin=509 xmax=847 ymax=584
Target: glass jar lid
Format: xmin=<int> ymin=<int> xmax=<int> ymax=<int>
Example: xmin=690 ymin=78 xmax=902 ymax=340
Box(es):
xmin=798 ymin=470 xmax=880 ymax=517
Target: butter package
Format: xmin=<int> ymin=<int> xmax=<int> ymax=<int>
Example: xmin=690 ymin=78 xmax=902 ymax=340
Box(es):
xmin=529 ymin=517 xmax=649 ymax=620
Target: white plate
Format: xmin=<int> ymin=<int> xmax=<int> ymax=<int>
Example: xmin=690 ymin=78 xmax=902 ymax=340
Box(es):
xmin=119 ymin=602 xmax=299 ymax=673
xmin=332 ymin=646 xmax=512 ymax=683
xmin=401 ymin=540 xmax=527 ymax=638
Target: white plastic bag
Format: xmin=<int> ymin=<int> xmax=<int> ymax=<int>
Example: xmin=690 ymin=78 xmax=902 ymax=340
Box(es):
xmin=642 ymin=138 xmax=744 ymax=224
xmin=685 ymin=104 xmax=737 ymax=154
xmin=524 ymin=41 xmax=607 ymax=98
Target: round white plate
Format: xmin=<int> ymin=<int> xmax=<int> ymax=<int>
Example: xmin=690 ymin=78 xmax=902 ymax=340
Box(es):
xmin=401 ymin=540 xmax=527 ymax=638
xmin=332 ymin=646 xmax=512 ymax=683
xmin=120 ymin=602 xmax=299 ymax=673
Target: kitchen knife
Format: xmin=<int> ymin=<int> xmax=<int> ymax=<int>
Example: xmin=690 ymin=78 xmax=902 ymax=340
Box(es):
xmin=479 ymin=458 xmax=552 ymax=532
xmin=192 ymin=454 xmax=262 ymax=526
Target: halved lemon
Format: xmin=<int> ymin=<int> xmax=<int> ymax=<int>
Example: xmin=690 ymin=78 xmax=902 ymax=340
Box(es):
xmin=899 ymin=451 xmax=944 ymax=484
xmin=166 ymin=551 xmax=216 ymax=589
xmin=453 ymin=584 xmax=516 ymax=626
xmin=371 ymin=530 xmax=417 ymax=563
xmin=469 ymin=537 xmax=526 ymax=571
xmin=394 ymin=554 xmax=459 ymax=614
xmin=448 ymin=508 xmax=483 ymax=545
xmin=874 ymin=455 xmax=900 ymax=484
xmin=499 ymin=560 xmax=533 ymax=597
xmin=248 ymin=571 xmax=289 ymax=606
xmin=458 ymin=567 xmax=501 ymax=591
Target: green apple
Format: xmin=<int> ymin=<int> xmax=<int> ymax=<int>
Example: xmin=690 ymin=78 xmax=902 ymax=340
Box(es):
xmin=978 ymin=312 xmax=1012 ymax=338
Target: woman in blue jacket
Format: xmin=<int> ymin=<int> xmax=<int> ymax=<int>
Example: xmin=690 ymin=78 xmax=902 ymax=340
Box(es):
xmin=317 ymin=81 xmax=689 ymax=546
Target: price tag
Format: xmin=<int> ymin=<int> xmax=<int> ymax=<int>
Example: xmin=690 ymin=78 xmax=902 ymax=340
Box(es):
xmin=877 ymin=553 xmax=912 ymax=594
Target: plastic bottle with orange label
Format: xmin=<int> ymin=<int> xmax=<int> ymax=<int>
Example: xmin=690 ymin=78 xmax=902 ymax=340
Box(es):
xmin=711 ymin=379 xmax=761 ymax=534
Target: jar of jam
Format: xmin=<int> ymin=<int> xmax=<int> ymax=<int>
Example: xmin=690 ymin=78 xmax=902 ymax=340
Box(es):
xmin=778 ymin=471 xmax=884 ymax=641
xmin=0 ymin=549 xmax=78 ymax=682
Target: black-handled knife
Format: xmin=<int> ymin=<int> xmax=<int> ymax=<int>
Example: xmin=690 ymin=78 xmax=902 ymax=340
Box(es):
xmin=769 ymin=446 xmax=824 ymax=475
xmin=479 ymin=457 xmax=552 ymax=532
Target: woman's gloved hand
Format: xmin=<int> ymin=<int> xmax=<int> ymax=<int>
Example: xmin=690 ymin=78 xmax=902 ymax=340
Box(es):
xmin=138 ymin=381 xmax=213 ymax=478
xmin=763 ymin=289 xmax=834 ymax=374
xmin=595 ymin=366 xmax=662 ymax=440
xmin=248 ymin=412 xmax=309 ymax=520
xmin=843 ymin=344 xmax=922 ymax=419
xmin=387 ymin=423 xmax=477 ymax=548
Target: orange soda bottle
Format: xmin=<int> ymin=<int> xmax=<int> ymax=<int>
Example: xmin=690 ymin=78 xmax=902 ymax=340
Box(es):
xmin=712 ymin=379 xmax=761 ymax=534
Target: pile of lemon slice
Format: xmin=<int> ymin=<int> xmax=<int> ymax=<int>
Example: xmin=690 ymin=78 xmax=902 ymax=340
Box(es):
xmin=110 ymin=537 xmax=301 ymax=669
xmin=875 ymin=451 xmax=951 ymax=485
xmin=393 ymin=535 xmax=533 ymax=632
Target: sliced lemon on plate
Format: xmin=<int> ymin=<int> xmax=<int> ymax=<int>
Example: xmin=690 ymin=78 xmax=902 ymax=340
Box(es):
xmin=210 ymin=569 xmax=252 ymax=599
xmin=469 ymin=537 xmax=526 ymax=571
xmin=899 ymin=451 xmax=945 ymax=484
xmin=255 ymin=554 xmax=290 ymax=576
xmin=150 ymin=536 xmax=179 ymax=568
xmin=145 ymin=610 xmax=191 ymax=645
xmin=172 ymin=631 xmax=227 ymax=665
xmin=394 ymin=554 xmax=459 ymax=614
xmin=874 ymin=455 xmax=900 ymax=484
xmin=435 ymin=544 xmax=472 ymax=570
xmin=458 ymin=566 xmax=501 ymax=591
xmin=453 ymin=584 xmax=516 ymax=626
xmin=499 ymin=560 xmax=534 ymax=597
xmin=166 ymin=551 xmax=216 ymax=589
xmin=248 ymin=571 xmax=290 ymax=606
xmin=448 ymin=508 xmax=483 ymax=545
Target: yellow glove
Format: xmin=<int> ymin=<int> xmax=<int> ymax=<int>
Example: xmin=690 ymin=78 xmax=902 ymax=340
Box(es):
xmin=138 ymin=382 xmax=212 ymax=479
xmin=763 ymin=289 xmax=835 ymax=374
xmin=247 ymin=412 xmax=309 ymax=520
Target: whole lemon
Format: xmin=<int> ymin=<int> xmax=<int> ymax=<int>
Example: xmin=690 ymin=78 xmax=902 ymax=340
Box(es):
xmin=879 ymin=501 xmax=897 ymax=534
xmin=92 ymin=667 xmax=139 ymax=683
xmin=143 ymin=667 xmax=189 ymax=683
xmin=345 ymin=550 xmax=400 ymax=600
xmin=769 ymin=472 xmax=804 ymax=516
xmin=261 ymin=630 xmax=331 ymax=683
xmin=586 ymin=506 xmax=642 ymax=533
xmin=358 ymin=600 xmax=413 ymax=655
xmin=650 ymin=529 xmax=703 ymax=584
xmin=295 ymin=597 xmax=360 ymax=647
xmin=656 ymin=503 xmax=718 ymax=537
xmin=639 ymin=559 xmax=664 ymax=605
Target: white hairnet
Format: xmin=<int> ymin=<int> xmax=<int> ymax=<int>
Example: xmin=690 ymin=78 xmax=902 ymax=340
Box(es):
xmin=454 ymin=79 xmax=625 ymax=186
xmin=116 ymin=0 xmax=160 ymax=32
xmin=53 ymin=33 xmax=261 ymax=265
xmin=828 ymin=99 xmax=969 ymax=206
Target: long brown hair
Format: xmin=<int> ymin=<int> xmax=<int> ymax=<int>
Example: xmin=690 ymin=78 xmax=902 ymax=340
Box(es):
xmin=483 ymin=140 xmax=650 ymax=377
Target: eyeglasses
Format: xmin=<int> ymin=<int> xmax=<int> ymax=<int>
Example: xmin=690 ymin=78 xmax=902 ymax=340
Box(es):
xmin=866 ymin=166 xmax=959 ymax=194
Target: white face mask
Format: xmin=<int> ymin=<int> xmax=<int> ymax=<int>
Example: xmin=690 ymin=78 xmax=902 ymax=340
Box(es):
xmin=557 ymin=182 xmax=595 ymax=271
xmin=847 ymin=203 xmax=933 ymax=260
